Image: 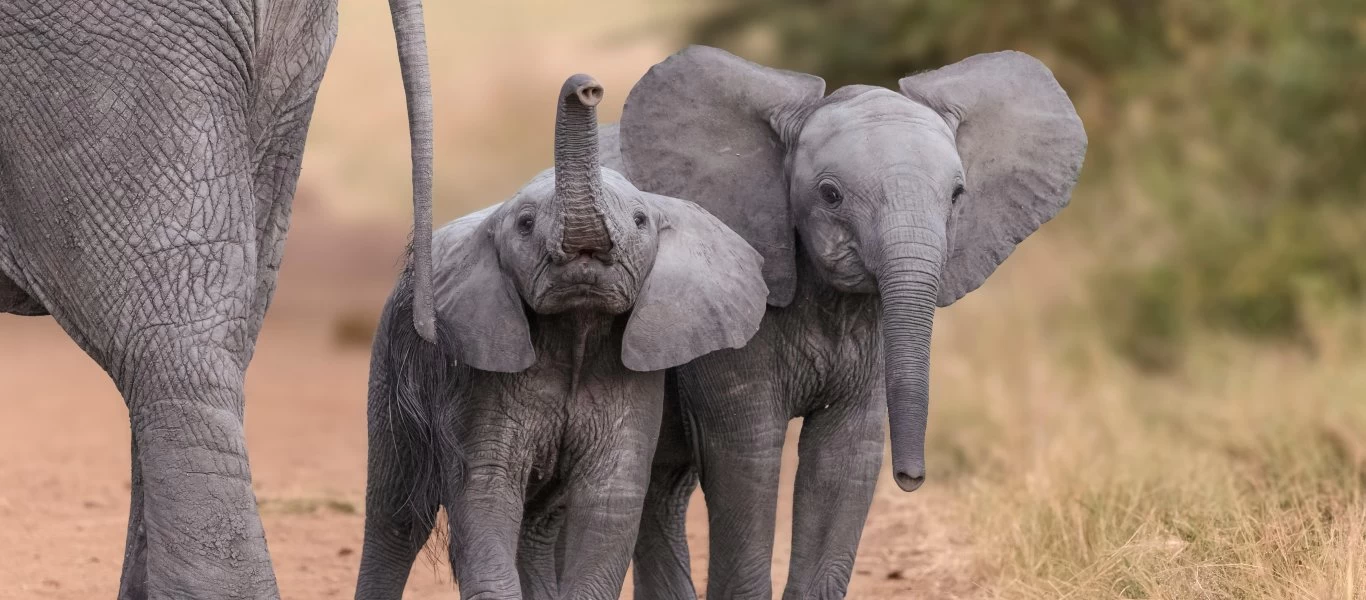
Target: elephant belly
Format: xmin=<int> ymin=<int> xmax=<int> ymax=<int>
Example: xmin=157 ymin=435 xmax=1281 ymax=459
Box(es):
xmin=0 ymin=269 xmax=47 ymax=316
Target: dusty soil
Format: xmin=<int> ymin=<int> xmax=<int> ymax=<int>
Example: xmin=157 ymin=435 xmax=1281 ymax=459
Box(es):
xmin=0 ymin=211 xmax=978 ymax=599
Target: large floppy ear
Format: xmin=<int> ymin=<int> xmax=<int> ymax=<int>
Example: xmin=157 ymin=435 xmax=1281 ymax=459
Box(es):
xmin=620 ymin=45 xmax=825 ymax=307
xmin=899 ymin=51 xmax=1087 ymax=306
xmin=598 ymin=122 xmax=625 ymax=173
xmin=622 ymin=193 xmax=768 ymax=372
xmin=431 ymin=205 xmax=535 ymax=372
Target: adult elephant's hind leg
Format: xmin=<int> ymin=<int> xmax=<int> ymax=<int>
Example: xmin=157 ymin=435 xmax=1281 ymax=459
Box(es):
xmin=781 ymin=392 xmax=885 ymax=600
xmin=119 ymin=315 xmax=278 ymax=599
xmin=1 ymin=5 xmax=284 ymax=596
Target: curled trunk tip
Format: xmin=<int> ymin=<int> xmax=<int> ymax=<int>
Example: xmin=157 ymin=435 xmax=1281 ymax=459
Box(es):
xmin=561 ymin=74 xmax=604 ymax=108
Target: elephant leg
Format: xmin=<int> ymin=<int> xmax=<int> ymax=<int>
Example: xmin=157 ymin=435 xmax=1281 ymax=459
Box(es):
xmin=682 ymin=360 xmax=788 ymax=600
xmin=633 ymin=376 xmax=700 ymax=600
xmin=120 ymin=327 xmax=277 ymax=599
xmin=1 ymin=6 xmax=288 ymax=597
xmin=448 ymin=466 xmax=526 ymax=600
xmin=243 ymin=0 xmax=338 ymax=344
xmin=117 ymin=437 xmax=147 ymax=600
xmin=557 ymin=439 xmax=657 ymax=600
xmin=517 ymin=504 xmax=565 ymax=600
xmin=355 ymin=328 xmax=441 ymax=600
xmin=781 ymin=392 xmax=885 ymax=599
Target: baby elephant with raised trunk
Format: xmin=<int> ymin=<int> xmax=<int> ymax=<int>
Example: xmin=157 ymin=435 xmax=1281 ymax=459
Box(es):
xmin=355 ymin=75 xmax=768 ymax=600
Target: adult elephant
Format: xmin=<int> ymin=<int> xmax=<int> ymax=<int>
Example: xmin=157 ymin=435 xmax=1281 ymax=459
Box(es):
xmin=619 ymin=46 xmax=1086 ymax=598
xmin=0 ymin=1 xmax=436 ymax=598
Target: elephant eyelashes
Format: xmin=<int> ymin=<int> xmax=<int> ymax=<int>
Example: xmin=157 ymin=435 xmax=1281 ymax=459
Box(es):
xmin=517 ymin=214 xmax=535 ymax=235
xmin=951 ymin=183 xmax=966 ymax=204
xmin=818 ymin=180 xmax=844 ymax=207
xmin=633 ymin=210 xmax=648 ymax=228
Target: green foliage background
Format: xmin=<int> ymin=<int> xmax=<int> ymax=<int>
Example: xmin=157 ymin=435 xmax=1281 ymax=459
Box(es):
xmin=688 ymin=0 xmax=1366 ymax=369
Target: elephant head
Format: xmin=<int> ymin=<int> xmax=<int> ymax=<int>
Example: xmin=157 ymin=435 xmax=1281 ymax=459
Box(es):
xmin=432 ymin=74 xmax=768 ymax=373
xmin=619 ymin=46 xmax=1086 ymax=491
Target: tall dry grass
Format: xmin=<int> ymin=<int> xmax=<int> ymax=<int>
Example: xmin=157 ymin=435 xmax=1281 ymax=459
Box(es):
xmin=933 ymin=235 xmax=1366 ymax=598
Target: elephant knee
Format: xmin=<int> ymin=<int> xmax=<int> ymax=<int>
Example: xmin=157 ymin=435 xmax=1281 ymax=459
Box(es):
xmin=116 ymin=328 xmax=248 ymax=411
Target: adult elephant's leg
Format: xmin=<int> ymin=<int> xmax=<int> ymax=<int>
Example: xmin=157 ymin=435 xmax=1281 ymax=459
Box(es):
xmin=0 ymin=5 xmax=279 ymax=593
xmin=633 ymin=372 xmax=700 ymax=600
xmin=244 ymin=0 xmax=338 ymax=344
xmin=781 ymin=389 xmax=885 ymax=599
xmin=680 ymin=356 xmax=788 ymax=600
xmin=119 ymin=278 xmax=275 ymax=598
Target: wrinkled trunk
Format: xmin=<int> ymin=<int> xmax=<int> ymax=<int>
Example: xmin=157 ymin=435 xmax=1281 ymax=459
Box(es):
xmin=877 ymin=223 xmax=944 ymax=492
xmin=554 ymin=74 xmax=611 ymax=256
xmin=387 ymin=0 xmax=437 ymax=342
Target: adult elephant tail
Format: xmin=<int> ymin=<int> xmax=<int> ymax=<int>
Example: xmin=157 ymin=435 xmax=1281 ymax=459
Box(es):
xmin=387 ymin=0 xmax=437 ymax=343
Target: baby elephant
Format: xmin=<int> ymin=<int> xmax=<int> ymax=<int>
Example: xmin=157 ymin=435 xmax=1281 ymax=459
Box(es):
xmin=354 ymin=75 xmax=768 ymax=600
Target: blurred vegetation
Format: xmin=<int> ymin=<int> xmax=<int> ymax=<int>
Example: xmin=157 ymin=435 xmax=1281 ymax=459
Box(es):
xmin=688 ymin=0 xmax=1366 ymax=369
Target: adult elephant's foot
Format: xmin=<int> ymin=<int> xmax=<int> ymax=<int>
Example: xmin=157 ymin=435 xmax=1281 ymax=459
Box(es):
xmin=123 ymin=347 xmax=279 ymax=600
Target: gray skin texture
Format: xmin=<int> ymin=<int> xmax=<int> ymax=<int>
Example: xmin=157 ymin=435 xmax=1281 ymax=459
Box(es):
xmin=616 ymin=46 xmax=1088 ymax=599
xmin=0 ymin=1 xmax=435 ymax=598
xmin=355 ymin=75 xmax=767 ymax=600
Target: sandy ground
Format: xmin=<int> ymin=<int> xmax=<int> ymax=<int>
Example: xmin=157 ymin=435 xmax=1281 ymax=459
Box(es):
xmin=0 ymin=210 xmax=978 ymax=599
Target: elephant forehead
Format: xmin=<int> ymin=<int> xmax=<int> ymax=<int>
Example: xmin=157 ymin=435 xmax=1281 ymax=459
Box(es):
xmin=804 ymin=88 xmax=955 ymax=147
xmin=517 ymin=169 xmax=557 ymax=208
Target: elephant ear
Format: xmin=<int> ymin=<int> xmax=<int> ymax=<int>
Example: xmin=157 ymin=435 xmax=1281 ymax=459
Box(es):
xmin=622 ymin=193 xmax=768 ymax=372
xmin=620 ymin=45 xmax=825 ymax=307
xmin=431 ymin=205 xmax=535 ymax=372
xmin=598 ymin=122 xmax=625 ymax=173
xmin=899 ymin=51 xmax=1087 ymax=306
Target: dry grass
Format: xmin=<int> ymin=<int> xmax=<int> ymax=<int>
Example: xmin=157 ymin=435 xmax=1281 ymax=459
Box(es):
xmin=931 ymin=237 xmax=1366 ymax=598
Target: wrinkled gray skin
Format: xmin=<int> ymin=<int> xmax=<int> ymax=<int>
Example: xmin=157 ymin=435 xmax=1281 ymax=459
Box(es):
xmin=0 ymin=1 xmax=435 ymax=598
xmin=355 ymin=75 xmax=767 ymax=600
xmin=616 ymin=46 xmax=1088 ymax=599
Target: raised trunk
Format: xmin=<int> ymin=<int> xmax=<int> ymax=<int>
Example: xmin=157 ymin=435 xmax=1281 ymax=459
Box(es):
xmin=554 ymin=74 xmax=611 ymax=256
xmin=877 ymin=230 xmax=943 ymax=493
xmin=387 ymin=0 xmax=437 ymax=343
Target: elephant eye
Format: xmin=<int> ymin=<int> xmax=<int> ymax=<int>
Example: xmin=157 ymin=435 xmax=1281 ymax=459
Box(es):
xmin=633 ymin=210 xmax=647 ymax=228
xmin=818 ymin=181 xmax=844 ymax=207
xmin=516 ymin=214 xmax=535 ymax=235
xmin=951 ymin=184 xmax=966 ymax=204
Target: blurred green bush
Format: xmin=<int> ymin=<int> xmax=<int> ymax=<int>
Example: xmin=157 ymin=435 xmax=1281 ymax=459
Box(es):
xmin=688 ymin=0 xmax=1366 ymax=369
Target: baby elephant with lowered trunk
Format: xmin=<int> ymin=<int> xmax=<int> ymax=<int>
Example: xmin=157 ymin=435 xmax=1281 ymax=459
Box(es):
xmin=354 ymin=75 xmax=769 ymax=600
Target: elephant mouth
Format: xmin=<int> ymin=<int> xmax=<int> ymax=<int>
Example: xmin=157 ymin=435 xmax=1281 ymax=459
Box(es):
xmin=814 ymin=244 xmax=877 ymax=293
xmin=536 ymin=262 xmax=632 ymax=314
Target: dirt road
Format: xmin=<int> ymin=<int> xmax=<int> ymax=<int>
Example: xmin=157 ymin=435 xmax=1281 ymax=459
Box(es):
xmin=0 ymin=213 xmax=976 ymax=599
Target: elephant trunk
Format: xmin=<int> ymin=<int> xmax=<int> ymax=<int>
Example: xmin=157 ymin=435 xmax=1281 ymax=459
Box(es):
xmin=877 ymin=218 xmax=945 ymax=493
xmin=386 ymin=0 xmax=437 ymax=342
xmin=554 ymin=74 xmax=612 ymax=257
